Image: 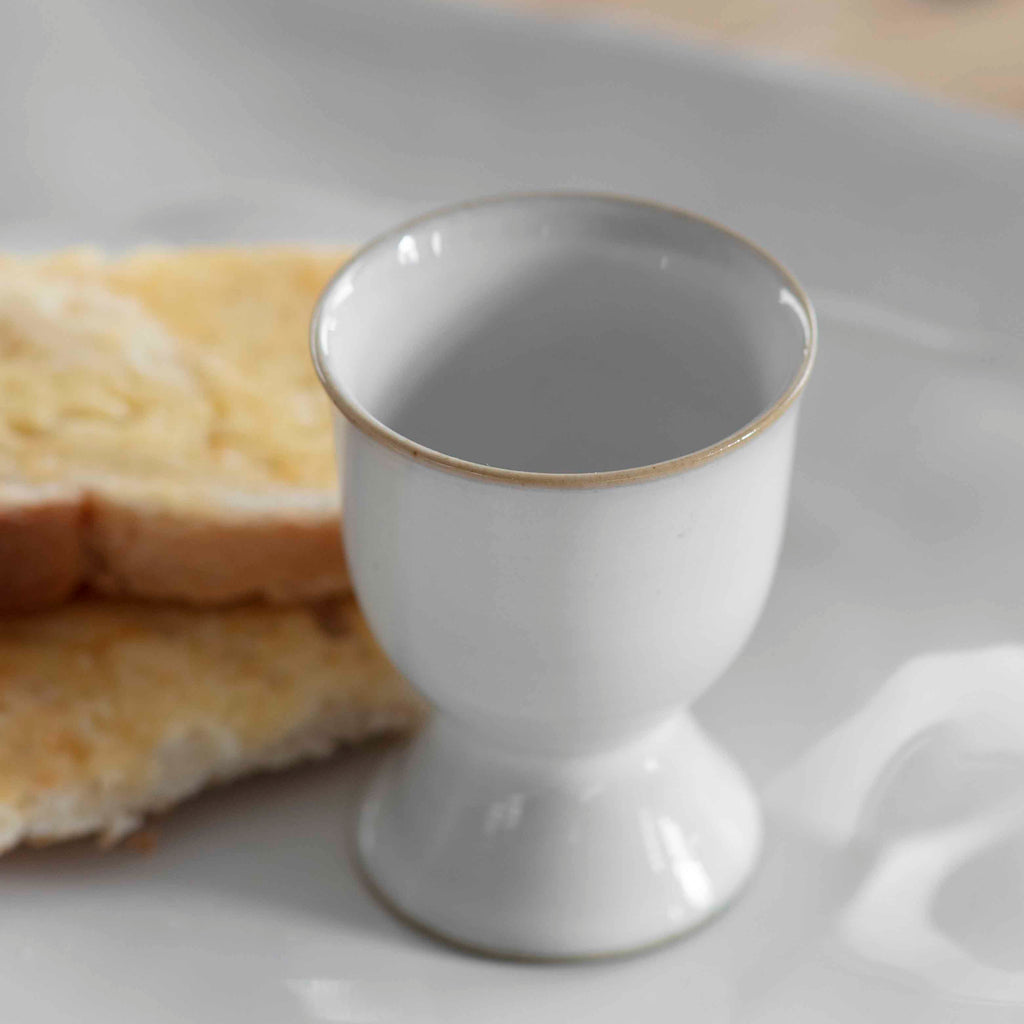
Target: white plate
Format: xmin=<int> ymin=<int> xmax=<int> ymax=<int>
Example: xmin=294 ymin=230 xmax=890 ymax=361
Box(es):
xmin=2 ymin=1 xmax=1024 ymax=1020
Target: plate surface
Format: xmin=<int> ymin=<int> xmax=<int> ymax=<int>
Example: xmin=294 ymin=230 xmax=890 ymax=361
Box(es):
xmin=2 ymin=1 xmax=1024 ymax=1020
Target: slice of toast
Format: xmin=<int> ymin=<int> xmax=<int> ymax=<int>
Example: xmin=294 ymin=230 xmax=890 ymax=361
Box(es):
xmin=0 ymin=247 xmax=349 ymax=610
xmin=0 ymin=596 xmax=422 ymax=852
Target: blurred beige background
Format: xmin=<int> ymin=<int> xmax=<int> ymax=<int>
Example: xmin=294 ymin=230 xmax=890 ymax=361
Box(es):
xmin=470 ymin=0 xmax=1024 ymax=115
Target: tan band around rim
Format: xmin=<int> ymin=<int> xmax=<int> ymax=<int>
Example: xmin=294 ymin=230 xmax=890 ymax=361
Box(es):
xmin=310 ymin=192 xmax=817 ymax=489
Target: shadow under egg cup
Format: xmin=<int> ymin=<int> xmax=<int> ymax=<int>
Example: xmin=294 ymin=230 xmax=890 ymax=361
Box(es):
xmin=311 ymin=194 xmax=815 ymax=960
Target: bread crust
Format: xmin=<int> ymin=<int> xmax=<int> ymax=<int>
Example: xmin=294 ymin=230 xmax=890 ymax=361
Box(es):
xmin=0 ymin=487 xmax=348 ymax=610
xmin=0 ymin=487 xmax=86 ymax=611
xmin=86 ymin=492 xmax=349 ymax=604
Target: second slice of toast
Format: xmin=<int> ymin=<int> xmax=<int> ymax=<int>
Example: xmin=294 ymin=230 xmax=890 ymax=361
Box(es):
xmin=0 ymin=595 xmax=422 ymax=852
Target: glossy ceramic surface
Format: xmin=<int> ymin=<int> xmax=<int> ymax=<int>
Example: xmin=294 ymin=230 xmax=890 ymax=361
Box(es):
xmin=359 ymin=712 xmax=763 ymax=958
xmin=312 ymin=194 xmax=813 ymax=484
xmin=314 ymin=195 xmax=813 ymax=956
xmin=2 ymin=0 xmax=1024 ymax=1017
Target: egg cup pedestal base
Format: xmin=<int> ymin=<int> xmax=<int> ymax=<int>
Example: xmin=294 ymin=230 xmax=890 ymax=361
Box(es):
xmin=356 ymin=711 xmax=762 ymax=960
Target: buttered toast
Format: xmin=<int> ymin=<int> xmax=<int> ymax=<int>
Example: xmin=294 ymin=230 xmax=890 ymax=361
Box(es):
xmin=0 ymin=248 xmax=350 ymax=610
xmin=0 ymin=595 xmax=421 ymax=851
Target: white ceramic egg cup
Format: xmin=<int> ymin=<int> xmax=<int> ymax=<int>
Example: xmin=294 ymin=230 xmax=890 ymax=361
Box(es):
xmin=312 ymin=194 xmax=815 ymax=960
